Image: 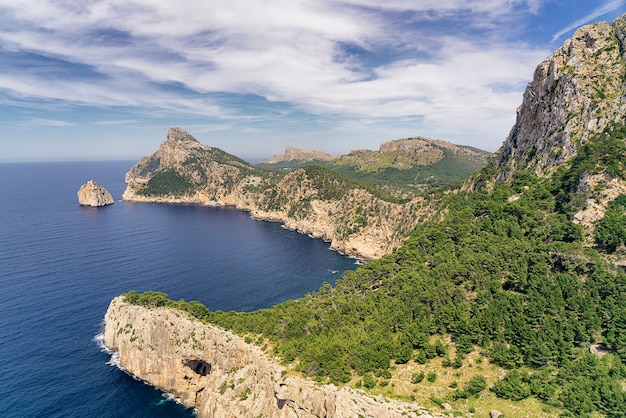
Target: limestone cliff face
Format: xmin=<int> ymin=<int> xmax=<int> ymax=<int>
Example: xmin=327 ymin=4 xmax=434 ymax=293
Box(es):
xmin=77 ymin=180 xmax=114 ymax=207
xmin=123 ymin=128 xmax=429 ymax=259
xmin=495 ymin=15 xmax=626 ymax=180
xmin=103 ymin=296 xmax=435 ymax=418
xmin=489 ymin=14 xmax=626 ymax=235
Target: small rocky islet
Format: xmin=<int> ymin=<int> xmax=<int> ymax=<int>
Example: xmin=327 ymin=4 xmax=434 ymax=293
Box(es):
xmin=77 ymin=180 xmax=114 ymax=207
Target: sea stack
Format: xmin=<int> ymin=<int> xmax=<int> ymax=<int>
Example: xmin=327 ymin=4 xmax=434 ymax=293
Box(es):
xmin=77 ymin=180 xmax=115 ymax=207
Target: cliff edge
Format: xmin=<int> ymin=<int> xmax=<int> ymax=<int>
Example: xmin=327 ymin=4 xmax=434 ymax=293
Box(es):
xmin=490 ymin=14 xmax=626 ymax=234
xmin=494 ymin=15 xmax=626 ymax=179
xmin=103 ymin=296 xmax=435 ymax=418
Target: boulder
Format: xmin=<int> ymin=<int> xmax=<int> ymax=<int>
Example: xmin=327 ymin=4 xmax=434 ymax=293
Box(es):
xmin=77 ymin=180 xmax=114 ymax=207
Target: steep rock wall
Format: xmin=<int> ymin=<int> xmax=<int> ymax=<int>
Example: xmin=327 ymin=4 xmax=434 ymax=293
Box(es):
xmin=103 ymin=296 xmax=436 ymax=418
xmin=495 ymin=15 xmax=626 ymax=180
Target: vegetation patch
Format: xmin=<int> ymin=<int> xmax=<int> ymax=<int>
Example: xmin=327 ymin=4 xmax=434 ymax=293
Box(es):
xmin=553 ymin=124 xmax=626 ymax=215
xmin=137 ymin=170 xmax=194 ymax=197
xmin=594 ymin=194 xmax=626 ymax=253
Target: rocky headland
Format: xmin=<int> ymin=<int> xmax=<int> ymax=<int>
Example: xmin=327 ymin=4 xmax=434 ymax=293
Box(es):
xmin=77 ymin=180 xmax=114 ymax=207
xmin=122 ymin=127 xmax=437 ymax=260
xmin=103 ymin=296 xmax=437 ymax=418
xmin=494 ymin=15 xmax=626 ymax=178
xmin=491 ymin=14 xmax=626 ymax=233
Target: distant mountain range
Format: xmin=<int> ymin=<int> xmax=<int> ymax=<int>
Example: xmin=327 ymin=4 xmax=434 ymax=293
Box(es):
xmin=258 ymin=137 xmax=491 ymax=196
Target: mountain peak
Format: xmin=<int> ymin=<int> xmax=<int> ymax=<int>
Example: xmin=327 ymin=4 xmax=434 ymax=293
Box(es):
xmin=494 ymin=14 xmax=626 ymax=180
xmin=166 ymin=127 xmax=200 ymax=144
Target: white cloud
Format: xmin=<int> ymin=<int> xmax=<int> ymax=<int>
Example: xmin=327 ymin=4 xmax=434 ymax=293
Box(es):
xmin=0 ymin=0 xmax=554 ymax=150
xmin=30 ymin=118 xmax=73 ymax=127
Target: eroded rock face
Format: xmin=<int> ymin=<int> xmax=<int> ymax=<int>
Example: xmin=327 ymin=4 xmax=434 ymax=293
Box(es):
xmin=77 ymin=180 xmax=114 ymax=207
xmin=103 ymin=297 xmax=436 ymax=418
xmin=494 ymin=14 xmax=626 ymax=180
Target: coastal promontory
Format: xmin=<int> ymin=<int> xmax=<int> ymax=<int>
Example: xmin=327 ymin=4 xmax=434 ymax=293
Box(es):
xmin=107 ymin=14 xmax=626 ymax=417
xmin=121 ymin=127 xmax=488 ymax=259
xmin=103 ymin=296 xmax=435 ymax=418
xmin=77 ymin=180 xmax=114 ymax=207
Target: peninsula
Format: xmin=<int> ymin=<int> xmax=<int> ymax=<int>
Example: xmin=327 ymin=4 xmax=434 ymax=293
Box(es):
xmin=121 ymin=128 xmax=487 ymax=259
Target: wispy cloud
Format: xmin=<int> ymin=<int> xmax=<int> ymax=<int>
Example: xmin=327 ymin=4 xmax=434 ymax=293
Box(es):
xmin=29 ymin=118 xmax=73 ymax=127
xmin=551 ymin=0 xmax=625 ymax=43
xmin=93 ymin=119 xmax=140 ymax=126
xmin=0 ymin=0 xmax=561 ymax=151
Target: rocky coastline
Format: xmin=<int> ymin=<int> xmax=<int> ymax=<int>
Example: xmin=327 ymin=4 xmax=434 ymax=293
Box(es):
xmin=103 ymin=296 xmax=437 ymax=418
xmin=121 ymin=128 xmax=430 ymax=260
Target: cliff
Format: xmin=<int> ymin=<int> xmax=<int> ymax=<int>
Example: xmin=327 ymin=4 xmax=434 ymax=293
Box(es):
xmin=103 ymin=296 xmax=436 ymax=418
xmin=122 ymin=127 xmax=432 ymax=259
xmin=77 ymin=180 xmax=114 ymax=207
xmin=495 ymin=15 xmax=626 ymax=179
xmin=490 ymin=14 xmax=626 ymax=233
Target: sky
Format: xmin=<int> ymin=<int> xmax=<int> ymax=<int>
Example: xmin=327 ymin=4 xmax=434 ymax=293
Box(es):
xmin=1 ymin=1 xmax=625 ymax=162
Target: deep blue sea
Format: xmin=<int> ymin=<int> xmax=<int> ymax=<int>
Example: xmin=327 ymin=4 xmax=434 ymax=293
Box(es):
xmin=0 ymin=161 xmax=357 ymax=417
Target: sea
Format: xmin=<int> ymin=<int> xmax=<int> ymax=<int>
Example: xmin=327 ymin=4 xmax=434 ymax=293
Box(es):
xmin=0 ymin=161 xmax=358 ymax=417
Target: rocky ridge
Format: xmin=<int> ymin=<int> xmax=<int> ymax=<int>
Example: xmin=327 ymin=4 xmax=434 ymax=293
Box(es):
xmin=489 ymin=14 xmax=626 ymax=234
xmin=103 ymin=296 xmax=437 ymax=418
xmin=77 ymin=180 xmax=114 ymax=207
xmin=123 ymin=128 xmax=432 ymax=259
xmin=495 ymin=15 xmax=626 ymax=179
xmin=339 ymin=137 xmax=489 ymax=171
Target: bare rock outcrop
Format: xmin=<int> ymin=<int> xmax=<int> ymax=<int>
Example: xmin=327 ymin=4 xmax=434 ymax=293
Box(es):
xmin=103 ymin=296 xmax=435 ymax=418
xmin=77 ymin=180 xmax=114 ymax=207
xmin=494 ymin=14 xmax=626 ymax=180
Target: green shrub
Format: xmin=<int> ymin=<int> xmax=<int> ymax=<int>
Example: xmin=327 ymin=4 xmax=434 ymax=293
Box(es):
xmin=411 ymin=371 xmax=425 ymax=384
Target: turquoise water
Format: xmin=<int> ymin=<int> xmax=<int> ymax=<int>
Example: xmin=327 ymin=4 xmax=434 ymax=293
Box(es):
xmin=0 ymin=161 xmax=357 ymax=417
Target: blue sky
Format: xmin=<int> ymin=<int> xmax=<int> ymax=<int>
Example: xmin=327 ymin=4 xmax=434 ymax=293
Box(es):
xmin=1 ymin=0 xmax=625 ymax=162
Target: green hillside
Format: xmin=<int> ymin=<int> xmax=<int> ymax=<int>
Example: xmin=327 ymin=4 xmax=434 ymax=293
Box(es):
xmin=257 ymin=139 xmax=490 ymax=198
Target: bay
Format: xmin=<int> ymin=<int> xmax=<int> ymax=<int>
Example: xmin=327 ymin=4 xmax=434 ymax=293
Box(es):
xmin=0 ymin=161 xmax=357 ymax=417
